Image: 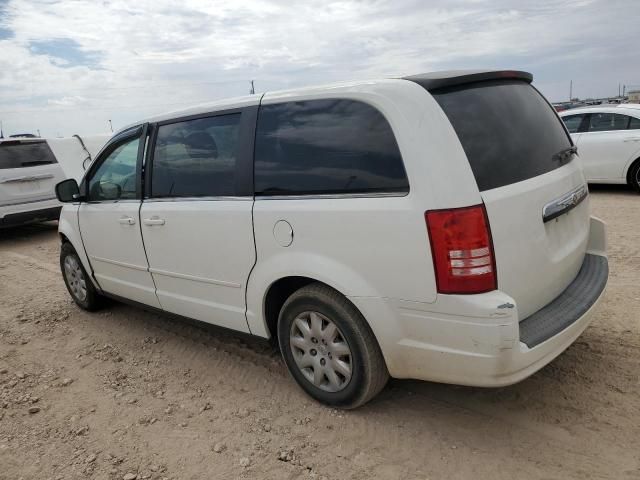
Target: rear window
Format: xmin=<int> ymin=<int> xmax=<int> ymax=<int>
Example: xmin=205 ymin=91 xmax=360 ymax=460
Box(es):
xmin=0 ymin=141 xmax=58 ymax=170
xmin=151 ymin=114 xmax=241 ymax=198
xmin=254 ymin=99 xmax=408 ymax=196
xmin=431 ymin=80 xmax=573 ymax=191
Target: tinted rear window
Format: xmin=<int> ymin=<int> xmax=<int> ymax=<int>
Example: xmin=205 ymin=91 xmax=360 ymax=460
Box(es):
xmin=254 ymin=99 xmax=408 ymax=195
xmin=0 ymin=141 xmax=58 ymax=169
xmin=431 ymin=80 xmax=573 ymax=191
xmin=151 ymin=114 xmax=241 ymax=198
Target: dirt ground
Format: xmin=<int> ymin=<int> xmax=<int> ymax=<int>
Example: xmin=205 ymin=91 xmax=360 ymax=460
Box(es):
xmin=0 ymin=186 xmax=638 ymax=480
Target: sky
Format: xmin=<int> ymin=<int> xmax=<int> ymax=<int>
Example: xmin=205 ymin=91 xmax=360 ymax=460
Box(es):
xmin=0 ymin=0 xmax=638 ymax=137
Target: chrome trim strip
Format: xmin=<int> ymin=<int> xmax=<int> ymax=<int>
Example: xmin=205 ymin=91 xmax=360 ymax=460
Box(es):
xmin=90 ymin=255 xmax=149 ymax=271
xmin=148 ymin=267 xmax=241 ymax=288
xmin=143 ymin=196 xmax=252 ymax=203
xmin=0 ymin=196 xmax=57 ymax=207
xmin=0 ymin=173 xmax=55 ymax=184
xmin=542 ymin=184 xmax=588 ymax=223
xmin=255 ymin=191 xmax=409 ymax=201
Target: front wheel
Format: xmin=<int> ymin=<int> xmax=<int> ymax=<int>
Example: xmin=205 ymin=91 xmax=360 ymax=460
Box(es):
xmin=60 ymin=242 xmax=102 ymax=310
xmin=278 ymin=283 xmax=388 ymax=409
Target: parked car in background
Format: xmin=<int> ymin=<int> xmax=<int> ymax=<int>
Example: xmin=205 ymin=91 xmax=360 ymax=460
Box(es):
xmin=0 ymin=134 xmax=109 ymax=228
xmin=55 ymin=70 xmax=608 ymax=408
xmin=560 ymin=104 xmax=640 ymax=192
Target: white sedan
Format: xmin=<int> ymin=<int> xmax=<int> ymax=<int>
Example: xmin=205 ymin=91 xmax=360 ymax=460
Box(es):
xmin=560 ymin=104 xmax=640 ymax=192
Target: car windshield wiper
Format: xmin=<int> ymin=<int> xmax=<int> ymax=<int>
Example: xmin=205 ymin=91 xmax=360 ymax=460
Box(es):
xmin=552 ymin=145 xmax=578 ymax=163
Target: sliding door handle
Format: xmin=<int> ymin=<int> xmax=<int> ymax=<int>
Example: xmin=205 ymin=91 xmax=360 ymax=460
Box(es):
xmin=118 ymin=216 xmax=136 ymax=225
xmin=143 ymin=217 xmax=165 ymax=226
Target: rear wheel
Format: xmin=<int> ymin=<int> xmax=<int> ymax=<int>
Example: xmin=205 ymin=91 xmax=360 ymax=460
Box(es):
xmin=628 ymin=160 xmax=640 ymax=193
xmin=60 ymin=242 xmax=102 ymax=310
xmin=277 ymin=283 xmax=388 ymax=409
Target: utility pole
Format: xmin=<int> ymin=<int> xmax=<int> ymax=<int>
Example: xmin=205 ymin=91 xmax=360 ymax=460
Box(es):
xmin=250 ymin=80 xmax=255 ymax=95
xmin=108 ymin=119 xmax=113 ymax=133
xmin=569 ymin=80 xmax=573 ymax=101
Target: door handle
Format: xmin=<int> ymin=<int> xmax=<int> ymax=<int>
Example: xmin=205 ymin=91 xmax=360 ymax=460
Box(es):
xmin=143 ymin=217 xmax=165 ymax=226
xmin=624 ymin=137 xmax=640 ymax=142
xmin=118 ymin=216 xmax=136 ymax=225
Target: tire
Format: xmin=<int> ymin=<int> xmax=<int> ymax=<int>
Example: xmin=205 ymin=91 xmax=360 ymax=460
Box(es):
xmin=628 ymin=160 xmax=640 ymax=193
xmin=60 ymin=242 xmax=102 ymax=311
xmin=277 ymin=283 xmax=389 ymax=409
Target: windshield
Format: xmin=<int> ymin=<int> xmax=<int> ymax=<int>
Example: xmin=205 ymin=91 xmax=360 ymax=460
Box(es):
xmin=431 ymin=80 xmax=573 ymax=191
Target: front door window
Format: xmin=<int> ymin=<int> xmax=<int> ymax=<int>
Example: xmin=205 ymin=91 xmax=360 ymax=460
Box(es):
xmin=88 ymin=137 xmax=140 ymax=201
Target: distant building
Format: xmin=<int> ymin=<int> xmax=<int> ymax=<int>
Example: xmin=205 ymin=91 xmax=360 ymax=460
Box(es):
xmin=628 ymin=90 xmax=640 ymax=103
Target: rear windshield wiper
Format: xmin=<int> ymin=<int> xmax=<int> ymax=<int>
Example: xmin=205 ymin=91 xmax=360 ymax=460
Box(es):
xmin=552 ymin=145 xmax=577 ymax=164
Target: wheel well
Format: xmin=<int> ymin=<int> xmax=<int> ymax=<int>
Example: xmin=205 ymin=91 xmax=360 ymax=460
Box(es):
xmin=626 ymin=157 xmax=640 ymax=184
xmin=263 ymin=276 xmax=317 ymax=342
xmin=59 ymin=233 xmax=71 ymax=244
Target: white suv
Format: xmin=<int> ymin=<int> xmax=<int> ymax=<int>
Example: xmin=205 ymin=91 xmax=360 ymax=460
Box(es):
xmin=0 ymin=135 xmax=109 ymax=228
xmin=0 ymin=137 xmax=67 ymax=227
xmin=55 ymin=70 xmax=608 ymax=408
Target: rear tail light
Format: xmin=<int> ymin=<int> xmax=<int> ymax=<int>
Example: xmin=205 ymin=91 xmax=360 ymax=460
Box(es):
xmin=425 ymin=204 xmax=497 ymax=294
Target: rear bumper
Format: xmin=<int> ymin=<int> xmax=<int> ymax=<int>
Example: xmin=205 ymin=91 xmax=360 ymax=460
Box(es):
xmin=349 ymin=216 xmax=608 ymax=387
xmin=0 ymin=198 xmax=61 ymax=227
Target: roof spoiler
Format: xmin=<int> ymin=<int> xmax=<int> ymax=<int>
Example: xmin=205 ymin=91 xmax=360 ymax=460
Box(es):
xmin=403 ymin=70 xmax=533 ymax=91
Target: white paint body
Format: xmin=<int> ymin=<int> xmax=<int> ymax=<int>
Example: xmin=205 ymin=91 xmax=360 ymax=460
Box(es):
xmin=560 ymin=104 xmax=640 ymax=184
xmin=48 ymin=135 xmax=111 ymax=183
xmin=59 ymin=79 xmax=607 ymax=386
xmin=0 ymin=135 xmax=109 ymax=226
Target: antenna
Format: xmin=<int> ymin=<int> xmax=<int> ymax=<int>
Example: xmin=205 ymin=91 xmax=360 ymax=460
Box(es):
xmin=0 ymin=120 xmax=3 ymax=139
xmin=108 ymin=119 xmax=113 ymax=132
xmin=250 ymin=80 xmax=255 ymax=95
xmin=37 ymin=129 xmax=41 ymax=138
xmin=569 ymin=80 xmax=573 ymax=101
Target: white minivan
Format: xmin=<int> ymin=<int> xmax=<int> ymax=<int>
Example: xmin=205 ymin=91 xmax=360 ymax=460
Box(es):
xmin=55 ymin=70 xmax=608 ymax=408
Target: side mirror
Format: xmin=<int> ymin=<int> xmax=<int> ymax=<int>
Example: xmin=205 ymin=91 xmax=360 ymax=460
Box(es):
xmin=55 ymin=179 xmax=82 ymax=203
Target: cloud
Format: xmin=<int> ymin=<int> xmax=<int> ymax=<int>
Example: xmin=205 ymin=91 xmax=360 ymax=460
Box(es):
xmin=47 ymin=95 xmax=89 ymax=107
xmin=0 ymin=0 xmax=638 ymax=136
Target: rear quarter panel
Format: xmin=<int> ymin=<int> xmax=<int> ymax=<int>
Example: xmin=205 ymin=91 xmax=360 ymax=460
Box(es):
xmin=246 ymin=80 xmax=483 ymax=337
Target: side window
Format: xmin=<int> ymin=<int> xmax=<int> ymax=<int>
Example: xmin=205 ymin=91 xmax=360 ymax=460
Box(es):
xmin=151 ymin=114 xmax=241 ymax=198
xmin=562 ymin=114 xmax=586 ymax=133
xmin=628 ymin=116 xmax=640 ymax=129
xmin=588 ymin=113 xmax=629 ymax=132
xmin=254 ymin=99 xmax=409 ymax=196
xmin=88 ymin=136 xmax=140 ymax=201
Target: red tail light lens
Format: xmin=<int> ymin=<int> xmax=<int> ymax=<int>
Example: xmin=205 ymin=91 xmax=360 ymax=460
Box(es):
xmin=425 ymin=204 xmax=497 ymax=294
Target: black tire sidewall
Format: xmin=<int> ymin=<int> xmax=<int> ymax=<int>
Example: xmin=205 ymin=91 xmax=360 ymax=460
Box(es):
xmin=631 ymin=162 xmax=640 ymax=192
xmin=278 ymin=294 xmax=369 ymax=408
